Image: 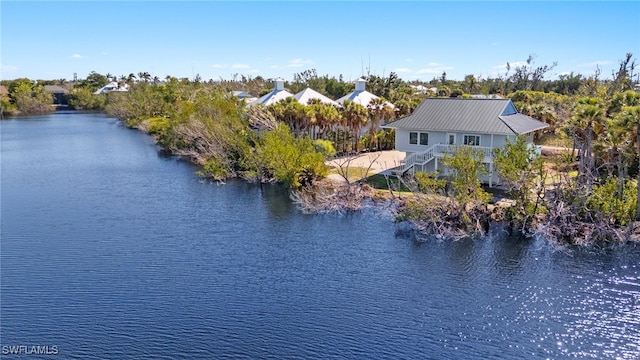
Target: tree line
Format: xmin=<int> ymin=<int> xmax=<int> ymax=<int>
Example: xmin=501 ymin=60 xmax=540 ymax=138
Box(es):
xmin=2 ymin=54 xmax=640 ymax=243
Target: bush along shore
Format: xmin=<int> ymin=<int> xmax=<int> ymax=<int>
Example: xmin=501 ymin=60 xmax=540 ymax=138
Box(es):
xmin=99 ymin=77 xmax=640 ymax=245
xmin=4 ymin=57 xmax=639 ymax=244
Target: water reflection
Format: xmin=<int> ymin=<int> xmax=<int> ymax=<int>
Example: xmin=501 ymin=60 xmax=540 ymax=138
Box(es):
xmin=2 ymin=113 xmax=640 ymax=359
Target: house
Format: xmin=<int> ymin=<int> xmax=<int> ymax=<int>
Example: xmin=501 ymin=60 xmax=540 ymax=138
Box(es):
xmin=293 ymin=87 xmax=340 ymax=107
xmin=231 ymin=90 xmax=257 ymax=103
xmin=336 ymin=78 xmax=394 ymax=109
xmin=94 ymin=81 xmax=129 ymax=94
xmin=470 ymin=94 xmax=504 ymax=99
xmin=249 ymin=78 xmax=293 ymax=106
xmin=44 ymin=85 xmax=70 ymax=105
xmin=383 ymin=98 xmax=549 ymax=186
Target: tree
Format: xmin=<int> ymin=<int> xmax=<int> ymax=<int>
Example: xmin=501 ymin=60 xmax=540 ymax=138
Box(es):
xmin=608 ymin=53 xmax=636 ymax=95
xmin=341 ymin=100 xmax=369 ymax=152
xmin=441 ymin=146 xmax=491 ymax=210
xmin=567 ymin=97 xmax=605 ymax=187
xmin=492 ymin=135 xmax=545 ymax=231
xmin=309 ymin=100 xmax=340 ymax=140
xmin=257 ymin=124 xmax=328 ymax=188
xmin=76 ymin=71 xmax=109 ymax=92
xmin=462 ymin=74 xmax=479 ymax=94
xmin=366 ymin=97 xmax=394 ymax=151
xmin=616 ymin=105 xmax=640 ymax=220
xmin=8 ymin=78 xmax=53 ymax=113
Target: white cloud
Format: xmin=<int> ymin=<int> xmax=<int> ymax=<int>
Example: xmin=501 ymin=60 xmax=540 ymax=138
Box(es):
xmin=417 ymin=66 xmax=453 ymax=74
xmin=577 ymin=60 xmax=612 ymax=68
xmin=270 ymin=65 xmax=283 ymax=69
xmin=231 ymin=64 xmax=250 ymax=69
xmin=405 ymin=58 xmax=413 ymax=63
xmin=492 ymin=61 xmax=529 ymax=74
xmin=0 ymin=63 xmax=18 ymax=73
xmin=393 ymin=67 xmax=412 ymax=73
xmin=248 ymin=69 xmax=260 ymax=74
xmin=287 ymin=58 xmax=313 ymax=68
xmin=70 ymin=54 xmax=86 ymax=59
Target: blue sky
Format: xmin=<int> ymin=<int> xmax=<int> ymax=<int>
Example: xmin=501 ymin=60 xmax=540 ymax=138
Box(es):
xmin=1 ymin=1 xmax=638 ymax=82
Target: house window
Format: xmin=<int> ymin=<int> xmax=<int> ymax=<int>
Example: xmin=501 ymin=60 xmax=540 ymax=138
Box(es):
xmin=463 ymin=134 xmax=481 ymax=146
xmin=447 ymin=133 xmax=456 ymax=145
xmin=409 ymin=132 xmax=418 ymax=144
xmin=409 ymin=132 xmax=429 ymax=145
xmin=420 ymin=133 xmax=429 ymax=145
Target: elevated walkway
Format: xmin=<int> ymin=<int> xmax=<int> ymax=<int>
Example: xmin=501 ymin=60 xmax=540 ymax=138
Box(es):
xmin=393 ymin=144 xmax=493 ymax=176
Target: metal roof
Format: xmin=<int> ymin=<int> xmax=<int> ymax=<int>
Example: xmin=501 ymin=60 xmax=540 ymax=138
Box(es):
xmin=293 ymin=87 xmax=339 ymax=107
xmin=336 ymin=90 xmax=395 ymax=109
xmin=383 ymin=98 xmax=548 ymax=135
xmin=500 ymin=113 xmax=549 ymax=134
xmin=253 ymin=89 xmax=294 ymax=106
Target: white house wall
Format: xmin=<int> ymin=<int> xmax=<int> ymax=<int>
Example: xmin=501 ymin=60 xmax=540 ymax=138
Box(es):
xmin=396 ymin=129 xmax=537 ymax=154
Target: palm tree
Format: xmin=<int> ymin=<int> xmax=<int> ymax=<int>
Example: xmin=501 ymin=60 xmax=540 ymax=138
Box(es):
xmin=310 ymin=101 xmax=340 ymax=141
xmin=367 ymin=97 xmax=394 ymax=151
xmin=616 ymin=105 xmax=640 ymax=219
xmin=569 ymin=97 xmax=605 ymax=187
xmin=126 ymin=73 xmax=137 ymax=85
xmin=138 ymin=72 xmax=151 ymax=83
xmin=342 ymin=100 xmax=369 ymax=152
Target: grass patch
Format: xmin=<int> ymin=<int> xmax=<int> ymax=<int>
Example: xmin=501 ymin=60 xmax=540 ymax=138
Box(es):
xmin=365 ymin=174 xmax=412 ymax=192
xmin=537 ymin=132 xmax=572 ymax=147
xmin=328 ymin=167 xmax=376 ymax=183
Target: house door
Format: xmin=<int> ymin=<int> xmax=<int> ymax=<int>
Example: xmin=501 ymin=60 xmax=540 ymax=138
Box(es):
xmin=447 ymin=133 xmax=456 ymax=145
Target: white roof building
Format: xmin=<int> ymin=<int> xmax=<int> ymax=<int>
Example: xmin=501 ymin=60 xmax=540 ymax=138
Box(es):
xmin=250 ymin=78 xmax=293 ymax=106
xmin=336 ymin=78 xmax=394 ymax=109
xmin=293 ymin=87 xmax=340 ymax=107
xmin=94 ymin=81 xmax=129 ymax=94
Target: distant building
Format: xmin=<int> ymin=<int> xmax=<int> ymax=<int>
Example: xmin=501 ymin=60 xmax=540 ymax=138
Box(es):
xmin=336 ymin=78 xmax=394 ymax=109
xmin=94 ymin=82 xmax=129 ymax=95
xmin=230 ymin=90 xmax=257 ymax=103
xmin=250 ymin=78 xmax=293 ymax=106
xmin=410 ymin=85 xmax=437 ymax=94
xmin=293 ymin=87 xmax=340 ymax=107
xmin=44 ymin=85 xmax=70 ymax=105
xmin=470 ymin=94 xmax=504 ymax=99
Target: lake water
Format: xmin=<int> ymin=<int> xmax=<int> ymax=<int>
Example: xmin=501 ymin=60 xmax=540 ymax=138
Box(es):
xmin=1 ymin=112 xmax=639 ymax=359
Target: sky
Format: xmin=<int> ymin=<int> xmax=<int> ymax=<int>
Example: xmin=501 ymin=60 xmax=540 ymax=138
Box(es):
xmin=1 ymin=1 xmax=639 ymax=83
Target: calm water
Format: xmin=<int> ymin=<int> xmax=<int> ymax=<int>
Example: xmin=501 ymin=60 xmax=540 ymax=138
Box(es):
xmin=1 ymin=112 xmax=639 ymax=359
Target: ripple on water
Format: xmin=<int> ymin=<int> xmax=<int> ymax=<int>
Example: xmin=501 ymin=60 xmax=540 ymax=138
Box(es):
xmin=2 ymin=114 xmax=640 ymax=359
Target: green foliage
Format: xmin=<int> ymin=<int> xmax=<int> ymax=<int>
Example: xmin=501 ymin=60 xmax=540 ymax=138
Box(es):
xmin=0 ymin=94 xmax=18 ymax=115
xmin=68 ymin=87 xmax=107 ymax=110
xmin=587 ymin=177 xmax=637 ymax=225
xmin=492 ymin=135 xmax=545 ymax=228
xmin=414 ymin=172 xmax=446 ymax=194
xmin=75 ymin=71 xmax=109 ymax=92
xmin=200 ymin=157 xmax=230 ymax=180
xmin=257 ymin=124 xmax=328 ymax=188
xmin=441 ymin=146 xmax=491 ymax=206
xmin=7 ymin=78 xmax=53 ymax=114
xmin=312 ymin=139 xmax=336 ymax=158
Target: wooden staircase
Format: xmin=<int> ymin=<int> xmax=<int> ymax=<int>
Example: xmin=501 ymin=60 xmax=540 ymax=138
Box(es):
xmin=394 ymin=145 xmax=436 ymax=175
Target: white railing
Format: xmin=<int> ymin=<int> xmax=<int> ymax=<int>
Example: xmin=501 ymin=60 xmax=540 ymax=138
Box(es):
xmin=397 ymin=144 xmax=495 ymax=174
xmin=433 ymin=144 xmax=493 ymax=159
xmin=397 ymin=145 xmax=436 ymax=173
